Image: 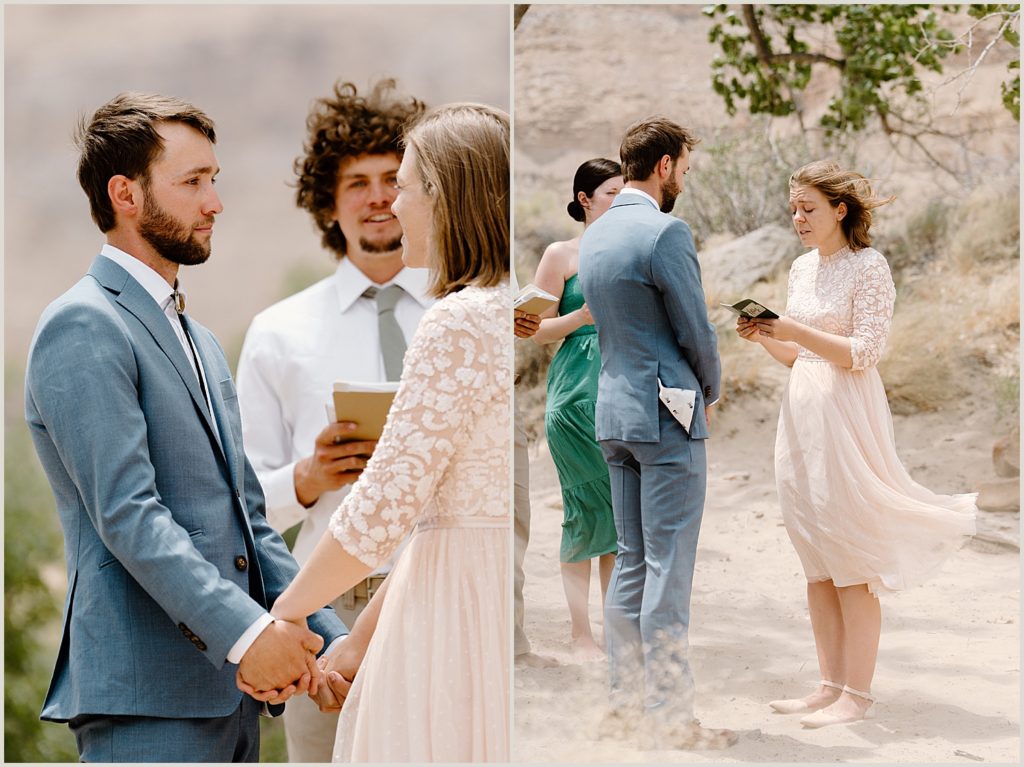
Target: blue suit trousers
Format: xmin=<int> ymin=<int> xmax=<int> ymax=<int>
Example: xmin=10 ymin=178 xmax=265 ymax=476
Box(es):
xmin=70 ymin=695 xmax=262 ymax=763
xmin=600 ymin=415 xmax=706 ymax=725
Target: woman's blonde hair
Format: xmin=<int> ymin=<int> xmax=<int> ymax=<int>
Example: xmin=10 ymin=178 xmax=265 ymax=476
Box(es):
xmin=790 ymin=160 xmax=894 ymax=250
xmin=404 ymin=103 xmax=509 ymax=298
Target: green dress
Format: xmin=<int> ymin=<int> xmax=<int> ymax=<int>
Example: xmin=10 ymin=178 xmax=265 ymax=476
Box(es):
xmin=544 ymin=274 xmax=617 ymax=563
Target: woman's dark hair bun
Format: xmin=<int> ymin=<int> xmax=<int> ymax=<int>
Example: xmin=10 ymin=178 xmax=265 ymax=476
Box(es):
xmin=567 ymin=157 xmax=622 ymax=222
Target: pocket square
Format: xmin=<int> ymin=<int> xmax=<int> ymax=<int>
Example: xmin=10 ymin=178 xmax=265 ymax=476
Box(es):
xmin=657 ymin=378 xmax=696 ymax=434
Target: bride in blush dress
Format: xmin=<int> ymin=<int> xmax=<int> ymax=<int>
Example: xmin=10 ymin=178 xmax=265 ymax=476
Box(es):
xmin=737 ymin=160 xmax=976 ymax=728
xmin=269 ymin=103 xmax=511 ymax=762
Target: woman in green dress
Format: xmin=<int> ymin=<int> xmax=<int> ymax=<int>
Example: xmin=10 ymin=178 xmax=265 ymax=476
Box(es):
xmin=531 ymin=158 xmax=622 ymax=659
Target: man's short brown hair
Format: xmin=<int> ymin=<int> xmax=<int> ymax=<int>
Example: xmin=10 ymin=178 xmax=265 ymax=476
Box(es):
xmin=294 ymin=79 xmax=425 ymax=257
xmin=75 ymin=92 xmax=216 ymax=232
xmin=619 ymin=117 xmax=700 ymax=183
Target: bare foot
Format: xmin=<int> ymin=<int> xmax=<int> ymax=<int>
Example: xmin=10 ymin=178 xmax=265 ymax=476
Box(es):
xmin=571 ymin=635 xmax=606 ymax=661
xmin=515 ymin=651 xmax=559 ymax=669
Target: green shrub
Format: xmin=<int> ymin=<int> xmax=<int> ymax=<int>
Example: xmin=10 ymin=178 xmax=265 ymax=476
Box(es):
xmin=4 ymin=420 xmax=77 ymax=762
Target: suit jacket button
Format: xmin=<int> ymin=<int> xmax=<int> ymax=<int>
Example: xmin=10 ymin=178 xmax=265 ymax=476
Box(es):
xmin=235 ymin=556 xmax=248 ymax=571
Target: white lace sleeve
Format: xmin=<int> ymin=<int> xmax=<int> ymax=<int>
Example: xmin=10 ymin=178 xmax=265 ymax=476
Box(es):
xmin=849 ymin=251 xmax=896 ymax=370
xmin=328 ymin=296 xmax=496 ymax=568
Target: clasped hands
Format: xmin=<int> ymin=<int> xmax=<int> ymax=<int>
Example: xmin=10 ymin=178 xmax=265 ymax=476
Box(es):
xmin=235 ymin=619 xmax=357 ymax=710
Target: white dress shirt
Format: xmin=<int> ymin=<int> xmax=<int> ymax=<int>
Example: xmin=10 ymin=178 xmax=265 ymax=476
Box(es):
xmin=236 ymin=257 xmax=434 ymax=567
xmin=100 ymin=245 xmax=213 ymax=415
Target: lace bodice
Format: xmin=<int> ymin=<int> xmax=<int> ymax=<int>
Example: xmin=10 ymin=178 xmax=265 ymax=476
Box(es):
xmin=329 ymin=284 xmax=511 ymax=568
xmin=785 ymin=246 xmax=896 ymax=370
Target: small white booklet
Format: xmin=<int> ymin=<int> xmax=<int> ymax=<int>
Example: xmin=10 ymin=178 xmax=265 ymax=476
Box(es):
xmin=514 ymin=283 xmax=559 ymax=316
xmin=657 ymin=378 xmax=697 ymax=434
xmin=326 ymin=380 xmax=400 ymax=442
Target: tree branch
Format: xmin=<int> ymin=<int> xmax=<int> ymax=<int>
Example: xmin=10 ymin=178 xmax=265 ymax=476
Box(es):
xmin=741 ymin=5 xmax=845 ymax=69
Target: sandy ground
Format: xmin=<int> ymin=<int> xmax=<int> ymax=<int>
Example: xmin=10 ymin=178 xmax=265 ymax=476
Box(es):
xmin=513 ymin=397 xmax=1020 ymax=763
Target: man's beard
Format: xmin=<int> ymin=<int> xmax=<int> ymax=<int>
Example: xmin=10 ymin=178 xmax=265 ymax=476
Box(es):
xmin=358 ymin=235 xmax=403 ymax=255
xmin=140 ymin=196 xmax=212 ymax=266
xmin=660 ymin=175 xmax=681 ymax=214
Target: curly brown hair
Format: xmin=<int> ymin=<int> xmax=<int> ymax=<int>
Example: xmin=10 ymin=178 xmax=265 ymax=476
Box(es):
xmin=294 ymin=79 xmax=425 ymax=257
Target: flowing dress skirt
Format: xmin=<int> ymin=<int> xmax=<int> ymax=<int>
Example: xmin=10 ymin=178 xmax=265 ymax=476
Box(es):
xmin=333 ymin=521 xmax=509 ymax=762
xmin=775 ymin=358 xmax=976 ymax=594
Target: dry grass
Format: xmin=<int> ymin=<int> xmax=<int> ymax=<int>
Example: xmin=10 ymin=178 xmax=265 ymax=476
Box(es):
xmin=881 ymin=177 xmax=1019 ymax=417
xmin=949 ymin=180 xmax=1021 ymax=271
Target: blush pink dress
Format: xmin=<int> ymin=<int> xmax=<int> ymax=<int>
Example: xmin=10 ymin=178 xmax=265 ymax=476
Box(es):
xmin=328 ymin=285 xmax=510 ymax=762
xmin=775 ymin=246 xmax=976 ymax=594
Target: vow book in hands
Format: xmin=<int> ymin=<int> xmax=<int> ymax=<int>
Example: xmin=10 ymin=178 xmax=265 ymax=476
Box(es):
xmin=719 ymin=299 xmax=779 ymax=320
xmin=327 ymin=381 xmax=400 ymax=441
xmin=514 ymin=284 xmax=559 ymax=316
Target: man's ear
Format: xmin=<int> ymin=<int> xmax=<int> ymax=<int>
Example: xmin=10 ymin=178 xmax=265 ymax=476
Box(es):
xmin=108 ymin=175 xmax=141 ymax=219
xmin=657 ymin=154 xmax=673 ymax=180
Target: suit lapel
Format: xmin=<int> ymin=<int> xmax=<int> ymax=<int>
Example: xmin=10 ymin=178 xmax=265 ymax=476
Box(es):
xmin=88 ymin=256 xmax=225 ymax=462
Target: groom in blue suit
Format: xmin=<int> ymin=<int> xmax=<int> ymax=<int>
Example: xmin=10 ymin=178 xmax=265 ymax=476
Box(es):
xmin=579 ymin=117 xmax=735 ymax=749
xmin=24 ymin=93 xmax=347 ymax=762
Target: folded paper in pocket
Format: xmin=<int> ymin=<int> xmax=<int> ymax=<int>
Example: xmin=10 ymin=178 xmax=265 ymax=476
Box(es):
xmin=657 ymin=378 xmax=697 ymax=434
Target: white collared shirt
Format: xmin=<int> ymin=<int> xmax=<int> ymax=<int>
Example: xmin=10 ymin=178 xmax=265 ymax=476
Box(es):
xmin=236 ymin=257 xmax=434 ymax=566
xmin=99 ymin=244 xmax=213 ymax=415
xmin=618 ymin=186 xmax=660 ymax=209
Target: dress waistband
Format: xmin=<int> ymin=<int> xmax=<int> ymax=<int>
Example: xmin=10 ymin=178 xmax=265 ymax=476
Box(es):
xmin=416 ymin=515 xmax=508 ymax=531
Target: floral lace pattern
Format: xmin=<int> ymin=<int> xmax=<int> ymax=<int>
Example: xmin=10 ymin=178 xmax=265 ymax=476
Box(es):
xmin=785 ymin=246 xmax=896 ymax=370
xmin=329 ymin=285 xmax=511 ymax=568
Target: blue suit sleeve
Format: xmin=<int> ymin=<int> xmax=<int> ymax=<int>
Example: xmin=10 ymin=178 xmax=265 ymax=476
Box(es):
xmin=240 ymin=449 xmax=348 ymax=645
xmin=650 ymin=219 xmax=722 ymax=404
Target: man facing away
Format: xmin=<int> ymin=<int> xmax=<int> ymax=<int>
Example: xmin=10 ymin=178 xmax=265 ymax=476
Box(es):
xmin=24 ymin=92 xmax=346 ymax=762
xmin=578 ymin=117 xmax=736 ymax=749
xmin=235 ymin=79 xmax=432 ymax=763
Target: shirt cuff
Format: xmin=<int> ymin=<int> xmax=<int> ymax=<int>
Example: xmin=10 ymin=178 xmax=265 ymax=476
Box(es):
xmin=227 ymin=612 xmax=274 ymax=664
xmin=259 ymin=461 xmax=310 ymax=532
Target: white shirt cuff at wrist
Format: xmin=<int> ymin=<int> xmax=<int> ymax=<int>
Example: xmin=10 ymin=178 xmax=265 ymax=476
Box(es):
xmin=227 ymin=612 xmax=274 ymax=664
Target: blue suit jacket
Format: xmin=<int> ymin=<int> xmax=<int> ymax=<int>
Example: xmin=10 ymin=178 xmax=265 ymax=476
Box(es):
xmin=25 ymin=255 xmax=346 ymax=722
xmin=578 ymin=193 xmax=721 ymax=443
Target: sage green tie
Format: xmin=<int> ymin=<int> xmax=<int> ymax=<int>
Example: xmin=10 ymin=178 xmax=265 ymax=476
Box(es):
xmin=363 ymin=285 xmax=407 ymax=381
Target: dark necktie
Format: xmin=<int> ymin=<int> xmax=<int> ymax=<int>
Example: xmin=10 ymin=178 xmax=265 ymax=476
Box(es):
xmin=362 ymin=285 xmax=407 ymax=381
xmin=173 ymin=283 xmax=209 ymax=404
